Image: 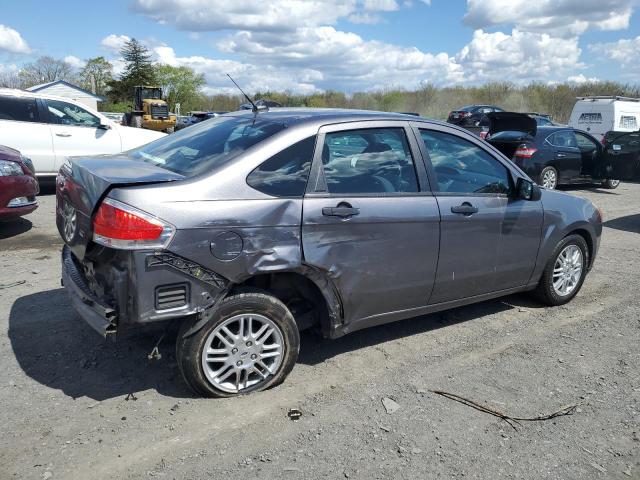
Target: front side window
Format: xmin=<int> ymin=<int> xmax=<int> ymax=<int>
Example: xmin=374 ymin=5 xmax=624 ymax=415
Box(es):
xmin=420 ymin=129 xmax=511 ymax=195
xmin=321 ymin=128 xmax=419 ymax=194
xmin=0 ymin=96 xmax=38 ymax=122
xmin=547 ymin=131 xmax=578 ymax=148
xmin=575 ymin=132 xmax=598 ymax=151
xmin=247 ymin=136 xmax=315 ymax=197
xmin=131 ymin=115 xmax=286 ymax=177
xmin=47 ymin=99 xmax=100 ymax=127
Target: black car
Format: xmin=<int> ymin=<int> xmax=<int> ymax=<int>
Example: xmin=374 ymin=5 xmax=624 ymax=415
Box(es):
xmin=447 ymin=105 xmax=504 ymax=127
xmin=486 ymin=113 xmax=619 ymax=189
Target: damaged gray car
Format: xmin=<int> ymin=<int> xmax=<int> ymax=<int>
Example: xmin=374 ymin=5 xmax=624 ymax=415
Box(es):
xmin=56 ymin=109 xmax=602 ymax=397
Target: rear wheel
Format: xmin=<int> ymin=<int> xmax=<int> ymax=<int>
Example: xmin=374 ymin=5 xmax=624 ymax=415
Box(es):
xmin=534 ymin=234 xmax=589 ymax=306
xmin=539 ymin=166 xmax=558 ymax=189
xmin=602 ymin=179 xmax=620 ymax=189
xmin=132 ymin=115 xmax=142 ymax=128
xmin=176 ymin=292 xmax=300 ymax=398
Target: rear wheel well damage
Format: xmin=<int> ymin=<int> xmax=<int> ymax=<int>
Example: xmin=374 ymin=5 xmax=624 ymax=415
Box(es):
xmin=228 ymin=270 xmax=341 ymax=337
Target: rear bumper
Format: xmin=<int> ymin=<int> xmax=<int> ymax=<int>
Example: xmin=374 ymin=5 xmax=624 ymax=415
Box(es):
xmin=62 ymin=246 xmax=117 ymax=337
xmin=61 ymin=245 xmax=230 ymax=336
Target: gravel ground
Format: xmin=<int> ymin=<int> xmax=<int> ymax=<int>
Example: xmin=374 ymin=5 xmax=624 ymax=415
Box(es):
xmin=0 ymin=183 xmax=638 ymax=480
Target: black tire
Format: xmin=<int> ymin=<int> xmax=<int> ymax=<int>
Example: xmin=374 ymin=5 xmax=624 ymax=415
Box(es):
xmin=132 ymin=115 xmax=142 ymax=128
xmin=176 ymin=292 xmax=300 ymax=398
xmin=533 ymin=234 xmax=589 ymax=306
xmin=602 ymin=179 xmax=620 ymax=189
xmin=539 ymin=166 xmax=558 ymax=190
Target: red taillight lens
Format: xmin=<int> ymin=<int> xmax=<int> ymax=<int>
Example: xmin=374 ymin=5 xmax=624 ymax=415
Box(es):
xmin=514 ymin=145 xmax=537 ymax=158
xmin=461 ymin=111 xmax=471 ymax=117
xmin=93 ymin=199 xmax=173 ymax=249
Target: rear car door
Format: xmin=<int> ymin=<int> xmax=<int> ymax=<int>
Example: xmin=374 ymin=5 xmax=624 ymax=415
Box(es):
xmin=0 ymin=95 xmax=54 ymax=175
xmin=301 ymin=121 xmax=440 ymax=330
xmin=44 ymin=98 xmax=121 ymax=170
xmin=596 ymin=131 xmax=640 ymax=181
xmin=546 ymin=130 xmax=582 ymax=181
xmin=415 ymin=124 xmax=542 ymax=303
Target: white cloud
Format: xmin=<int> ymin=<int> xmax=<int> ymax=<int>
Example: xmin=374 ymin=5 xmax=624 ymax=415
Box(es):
xmin=0 ymin=24 xmax=31 ymax=54
xmin=456 ymin=29 xmax=583 ymax=82
xmin=131 ymin=0 xmax=402 ymax=31
xmin=100 ymin=34 xmax=130 ymax=53
xmin=464 ymin=0 xmax=633 ymax=36
xmin=589 ymin=35 xmax=640 ymax=71
xmin=64 ymin=55 xmax=86 ymax=69
xmin=217 ymin=26 xmax=463 ymax=91
xmin=567 ymin=74 xmax=599 ymax=84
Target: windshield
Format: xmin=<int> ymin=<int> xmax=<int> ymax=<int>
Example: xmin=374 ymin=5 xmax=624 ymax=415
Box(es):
xmin=141 ymin=88 xmax=162 ymax=99
xmin=130 ymin=115 xmax=286 ymax=177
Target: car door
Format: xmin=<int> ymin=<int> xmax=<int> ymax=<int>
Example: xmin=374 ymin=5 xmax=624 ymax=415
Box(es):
xmin=0 ymin=95 xmax=54 ymax=175
xmin=44 ymin=98 xmax=121 ymax=170
xmin=595 ymin=131 xmax=640 ymax=181
xmin=415 ymin=124 xmax=542 ymax=303
xmin=574 ymin=131 xmax=602 ymax=177
xmin=301 ymin=121 xmax=440 ymax=330
xmin=546 ymin=130 xmax=582 ymax=181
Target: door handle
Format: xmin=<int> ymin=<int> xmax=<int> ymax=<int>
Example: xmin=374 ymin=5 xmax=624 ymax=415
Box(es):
xmin=322 ymin=202 xmax=360 ymax=218
xmin=556 ymin=152 xmax=567 ymax=158
xmin=451 ymin=202 xmax=478 ymax=215
xmin=56 ymin=132 xmax=72 ymax=137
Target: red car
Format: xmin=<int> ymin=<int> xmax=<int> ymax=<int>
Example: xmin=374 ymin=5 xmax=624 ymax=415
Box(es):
xmin=0 ymin=145 xmax=38 ymax=220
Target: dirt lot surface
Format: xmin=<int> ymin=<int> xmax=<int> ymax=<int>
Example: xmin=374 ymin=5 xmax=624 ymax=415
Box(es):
xmin=1 ymin=184 xmax=639 ymax=480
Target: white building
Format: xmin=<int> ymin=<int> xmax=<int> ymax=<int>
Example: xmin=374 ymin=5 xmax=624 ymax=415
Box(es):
xmin=26 ymin=80 xmax=104 ymax=111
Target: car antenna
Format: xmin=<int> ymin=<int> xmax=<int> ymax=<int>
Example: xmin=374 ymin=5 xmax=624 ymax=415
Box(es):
xmin=227 ymin=74 xmax=263 ymax=114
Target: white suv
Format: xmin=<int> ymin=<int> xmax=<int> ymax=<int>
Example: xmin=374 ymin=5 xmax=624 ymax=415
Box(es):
xmin=0 ymin=88 xmax=165 ymax=178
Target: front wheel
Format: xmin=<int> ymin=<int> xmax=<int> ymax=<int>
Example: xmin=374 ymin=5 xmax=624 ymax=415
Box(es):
xmin=176 ymin=292 xmax=300 ymax=398
xmin=533 ymin=234 xmax=589 ymax=306
xmin=602 ymin=179 xmax=620 ymax=189
xmin=539 ymin=166 xmax=558 ymax=190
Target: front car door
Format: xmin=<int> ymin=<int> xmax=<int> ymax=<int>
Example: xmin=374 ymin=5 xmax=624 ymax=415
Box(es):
xmin=0 ymin=95 xmax=54 ymax=175
xmin=574 ymin=130 xmax=602 ymax=177
xmin=44 ymin=98 xmax=121 ymax=170
xmin=596 ymin=131 xmax=640 ymax=181
xmin=301 ymin=121 xmax=440 ymax=332
xmin=414 ymin=124 xmax=542 ymax=303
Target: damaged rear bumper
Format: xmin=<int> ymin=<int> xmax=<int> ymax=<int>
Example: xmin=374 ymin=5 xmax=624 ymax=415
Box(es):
xmin=62 ymin=246 xmax=117 ymax=337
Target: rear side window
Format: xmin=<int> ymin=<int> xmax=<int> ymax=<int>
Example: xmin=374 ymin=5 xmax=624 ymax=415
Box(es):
xmin=321 ymin=128 xmax=419 ymax=194
xmin=619 ymin=116 xmax=638 ymax=129
xmin=420 ymin=129 xmax=511 ymax=195
xmin=0 ymin=96 xmax=38 ymax=122
xmin=247 ymin=136 xmax=315 ymax=197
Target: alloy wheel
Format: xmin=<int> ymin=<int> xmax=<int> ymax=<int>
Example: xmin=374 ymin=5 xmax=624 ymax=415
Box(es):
xmin=552 ymin=244 xmax=583 ymax=297
xmin=542 ymin=169 xmax=557 ymax=189
xmin=201 ymin=313 xmax=285 ymax=393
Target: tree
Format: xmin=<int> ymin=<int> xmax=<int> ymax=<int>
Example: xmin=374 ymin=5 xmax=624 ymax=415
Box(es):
xmin=107 ymin=38 xmax=156 ymax=102
xmin=19 ymin=56 xmax=75 ymax=87
xmin=0 ymin=70 xmax=25 ymax=89
xmin=153 ymin=64 xmax=205 ymax=112
xmin=80 ymin=57 xmax=113 ymax=96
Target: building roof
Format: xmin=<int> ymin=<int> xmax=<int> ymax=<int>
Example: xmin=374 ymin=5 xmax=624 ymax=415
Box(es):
xmin=26 ymin=80 xmax=105 ymax=101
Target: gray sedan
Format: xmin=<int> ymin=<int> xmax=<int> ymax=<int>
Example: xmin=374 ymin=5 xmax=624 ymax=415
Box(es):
xmin=56 ymin=109 xmax=602 ymax=397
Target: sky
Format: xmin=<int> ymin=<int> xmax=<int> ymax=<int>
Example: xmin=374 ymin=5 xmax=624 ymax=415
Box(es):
xmin=0 ymin=0 xmax=639 ymax=94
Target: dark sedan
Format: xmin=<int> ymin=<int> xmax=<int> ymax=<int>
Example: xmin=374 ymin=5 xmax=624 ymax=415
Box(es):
xmin=447 ymin=104 xmax=504 ymax=127
xmin=486 ymin=113 xmax=620 ymax=189
xmin=0 ymin=145 xmax=38 ymax=220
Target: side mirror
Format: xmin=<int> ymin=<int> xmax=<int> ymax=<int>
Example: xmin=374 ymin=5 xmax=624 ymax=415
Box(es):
xmin=516 ymin=177 xmax=541 ymax=201
xmin=98 ymin=120 xmax=111 ymax=130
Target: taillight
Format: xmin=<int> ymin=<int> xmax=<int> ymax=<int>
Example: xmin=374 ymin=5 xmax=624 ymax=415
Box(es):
xmin=514 ymin=144 xmax=537 ymax=158
xmin=461 ymin=111 xmax=471 ymax=117
xmin=93 ymin=198 xmax=174 ymax=250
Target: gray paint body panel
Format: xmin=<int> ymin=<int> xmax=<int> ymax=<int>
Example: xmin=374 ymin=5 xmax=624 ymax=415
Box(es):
xmin=55 ymin=108 xmax=602 ymax=339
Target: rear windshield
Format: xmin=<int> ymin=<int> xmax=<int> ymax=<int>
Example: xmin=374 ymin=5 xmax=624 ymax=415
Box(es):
xmin=130 ymin=115 xmax=286 ymax=177
xmin=460 ymin=105 xmax=476 ymax=112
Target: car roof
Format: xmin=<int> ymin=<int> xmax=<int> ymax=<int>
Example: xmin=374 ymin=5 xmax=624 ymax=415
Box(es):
xmin=0 ymin=87 xmax=98 ymax=107
xmin=219 ymin=107 xmax=445 ymax=129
